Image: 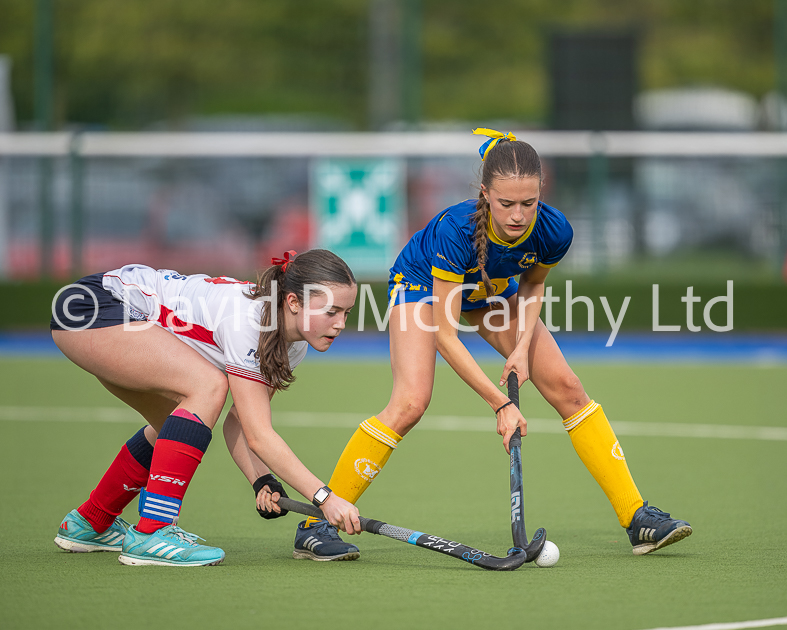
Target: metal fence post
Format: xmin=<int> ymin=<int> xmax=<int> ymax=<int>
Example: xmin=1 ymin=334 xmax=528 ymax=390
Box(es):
xmin=588 ymin=133 xmax=608 ymax=274
xmin=776 ymin=0 xmax=787 ymax=277
xmin=401 ymin=0 xmax=421 ymax=125
xmin=35 ymin=0 xmax=54 ymax=278
xmin=69 ymin=133 xmax=84 ymax=278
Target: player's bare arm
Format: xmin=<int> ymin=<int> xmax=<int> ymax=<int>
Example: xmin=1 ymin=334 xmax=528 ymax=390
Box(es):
xmin=500 ymin=264 xmax=550 ymax=387
xmin=228 ymin=374 xmax=361 ymax=534
xmin=223 ymin=404 xmax=285 ymax=515
xmin=432 ymin=277 xmax=527 ymax=451
xmin=224 ymin=404 xmax=272 ymax=484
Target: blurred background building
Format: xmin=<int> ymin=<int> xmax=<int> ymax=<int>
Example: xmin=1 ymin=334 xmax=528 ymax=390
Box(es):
xmin=0 ymin=0 xmax=786 ymax=284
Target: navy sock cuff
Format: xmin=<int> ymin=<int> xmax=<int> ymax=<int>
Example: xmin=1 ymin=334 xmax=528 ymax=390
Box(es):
xmin=159 ymin=415 xmax=212 ymax=453
xmin=125 ymin=427 xmax=154 ymax=470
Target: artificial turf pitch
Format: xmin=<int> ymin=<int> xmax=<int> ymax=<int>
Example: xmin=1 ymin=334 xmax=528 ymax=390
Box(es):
xmin=1 ymin=357 xmax=785 ymax=630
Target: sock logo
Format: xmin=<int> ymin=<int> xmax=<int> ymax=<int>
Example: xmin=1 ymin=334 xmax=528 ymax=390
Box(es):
xmin=123 ymin=484 xmax=143 ymax=492
xmin=354 ymin=458 xmax=381 ymax=482
xmin=149 ymin=474 xmax=186 ymax=486
xmin=611 ymin=441 xmax=625 ymax=461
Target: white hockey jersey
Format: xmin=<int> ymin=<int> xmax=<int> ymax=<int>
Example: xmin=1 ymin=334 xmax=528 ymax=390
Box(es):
xmin=102 ymin=264 xmax=308 ymax=386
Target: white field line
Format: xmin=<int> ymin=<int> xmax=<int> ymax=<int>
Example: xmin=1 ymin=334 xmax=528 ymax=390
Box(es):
xmin=640 ymin=616 xmax=787 ymax=630
xmin=0 ymin=406 xmax=786 ymax=441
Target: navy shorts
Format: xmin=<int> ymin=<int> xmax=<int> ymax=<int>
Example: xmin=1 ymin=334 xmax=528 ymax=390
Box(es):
xmin=50 ymin=272 xmax=140 ymax=331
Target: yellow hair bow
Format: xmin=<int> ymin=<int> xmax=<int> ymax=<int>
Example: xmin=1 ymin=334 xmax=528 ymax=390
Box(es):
xmin=472 ymin=128 xmax=517 ymax=161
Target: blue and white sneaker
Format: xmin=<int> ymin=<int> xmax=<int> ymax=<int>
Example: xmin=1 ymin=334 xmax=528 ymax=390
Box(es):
xmin=54 ymin=509 xmax=130 ymax=552
xmin=293 ymin=520 xmax=360 ymax=561
xmin=626 ymin=501 xmax=692 ymax=555
xmin=118 ymin=525 xmax=225 ymax=566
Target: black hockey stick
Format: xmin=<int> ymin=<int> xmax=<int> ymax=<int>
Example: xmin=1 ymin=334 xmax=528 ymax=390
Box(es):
xmin=507 ymin=372 xmax=547 ymax=562
xmin=277 ymin=497 xmax=528 ymax=571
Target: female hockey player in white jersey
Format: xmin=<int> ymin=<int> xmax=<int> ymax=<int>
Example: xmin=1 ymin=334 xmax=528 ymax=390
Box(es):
xmin=51 ymin=249 xmax=362 ymax=566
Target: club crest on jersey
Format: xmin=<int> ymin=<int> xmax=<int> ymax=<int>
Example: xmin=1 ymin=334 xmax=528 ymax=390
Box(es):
xmin=517 ymin=253 xmax=537 ymax=269
xmin=124 ymin=304 xmax=147 ymax=321
xmin=354 ymin=458 xmax=381 ymax=482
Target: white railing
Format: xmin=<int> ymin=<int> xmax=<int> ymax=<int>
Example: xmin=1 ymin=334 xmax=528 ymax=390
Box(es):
xmin=1 ymin=131 xmax=786 ymax=158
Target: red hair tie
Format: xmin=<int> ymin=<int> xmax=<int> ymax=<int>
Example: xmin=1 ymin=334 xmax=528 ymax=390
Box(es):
xmin=271 ymin=250 xmax=297 ymax=272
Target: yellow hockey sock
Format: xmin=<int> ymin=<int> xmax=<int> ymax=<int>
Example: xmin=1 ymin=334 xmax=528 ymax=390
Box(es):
xmin=564 ymin=401 xmax=643 ymax=527
xmin=304 ymin=416 xmax=401 ymax=528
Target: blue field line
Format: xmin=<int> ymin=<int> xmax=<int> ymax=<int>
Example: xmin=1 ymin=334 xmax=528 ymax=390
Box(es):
xmin=312 ymin=331 xmax=787 ymax=363
xmin=0 ymin=332 xmax=63 ymax=356
xmin=5 ymin=330 xmax=786 ymax=363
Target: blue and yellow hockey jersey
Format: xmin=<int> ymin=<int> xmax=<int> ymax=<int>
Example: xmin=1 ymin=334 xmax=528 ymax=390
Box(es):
xmin=389 ymin=198 xmax=573 ymax=310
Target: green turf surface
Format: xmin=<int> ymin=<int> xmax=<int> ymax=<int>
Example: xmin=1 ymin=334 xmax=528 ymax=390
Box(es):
xmin=1 ymin=358 xmax=786 ymax=629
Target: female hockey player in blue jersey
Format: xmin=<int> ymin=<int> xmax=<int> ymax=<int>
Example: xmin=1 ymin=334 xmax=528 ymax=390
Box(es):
xmin=285 ymin=129 xmax=692 ymax=561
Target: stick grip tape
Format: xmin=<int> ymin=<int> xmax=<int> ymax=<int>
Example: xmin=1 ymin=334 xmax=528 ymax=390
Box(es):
xmin=507 ymin=372 xmax=520 ymax=408
xmin=507 ymin=372 xmax=521 ymax=449
xmin=277 ymin=497 xmax=379 ymax=533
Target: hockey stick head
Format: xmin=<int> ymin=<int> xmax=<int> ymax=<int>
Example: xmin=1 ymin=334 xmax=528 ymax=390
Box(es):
xmin=507 ymin=528 xmax=547 ymax=563
xmin=524 ymin=527 xmax=547 ymax=562
xmin=481 ymin=546 xmax=528 ymax=571
xmin=460 ymin=542 xmax=528 ymax=571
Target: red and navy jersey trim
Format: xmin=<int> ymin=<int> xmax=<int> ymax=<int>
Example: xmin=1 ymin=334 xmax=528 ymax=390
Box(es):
xmin=226 ymin=364 xmax=271 ymax=386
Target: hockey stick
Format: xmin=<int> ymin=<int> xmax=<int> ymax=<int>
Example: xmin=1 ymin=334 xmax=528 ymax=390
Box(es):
xmin=277 ymin=497 xmax=528 ymax=571
xmin=507 ymin=372 xmax=547 ymax=562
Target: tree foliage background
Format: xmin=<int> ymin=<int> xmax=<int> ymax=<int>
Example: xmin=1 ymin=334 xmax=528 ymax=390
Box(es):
xmin=0 ymin=0 xmax=777 ymax=129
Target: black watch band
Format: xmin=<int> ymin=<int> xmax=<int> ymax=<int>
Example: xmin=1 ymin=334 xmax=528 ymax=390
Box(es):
xmin=312 ymin=485 xmax=332 ymax=507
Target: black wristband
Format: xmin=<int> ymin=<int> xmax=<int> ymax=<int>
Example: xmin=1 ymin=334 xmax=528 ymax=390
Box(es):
xmin=253 ymin=474 xmax=290 ymax=520
xmin=495 ymin=400 xmax=515 ymax=415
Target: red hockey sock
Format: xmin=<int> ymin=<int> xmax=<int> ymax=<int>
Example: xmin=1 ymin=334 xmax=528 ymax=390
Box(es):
xmin=136 ymin=412 xmax=212 ymax=534
xmin=77 ymin=427 xmax=153 ymax=533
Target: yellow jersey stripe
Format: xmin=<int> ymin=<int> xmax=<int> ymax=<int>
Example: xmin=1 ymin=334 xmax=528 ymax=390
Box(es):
xmin=431 ymin=266 xmax=464 ymax=283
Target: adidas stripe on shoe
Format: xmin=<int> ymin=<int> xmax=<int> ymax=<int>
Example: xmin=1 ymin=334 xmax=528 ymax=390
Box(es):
xmin=54 ymin=509 xmax=130 ymax=553
xmin=293 ymin=520 xmax=360 ymax=562
xmin=118 ymin=525 xmax=225 ymax=566
xmin=626 ymin=501 xmax=692 ymax=555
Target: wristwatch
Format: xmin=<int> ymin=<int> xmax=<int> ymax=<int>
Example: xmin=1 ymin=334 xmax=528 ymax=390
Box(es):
xmin=312 ymin=485 xmax=332 ymax=507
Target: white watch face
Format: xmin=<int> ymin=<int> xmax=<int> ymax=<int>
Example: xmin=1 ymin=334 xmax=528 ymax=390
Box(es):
xmin=314 ymin=487 xmax=330 ymax=504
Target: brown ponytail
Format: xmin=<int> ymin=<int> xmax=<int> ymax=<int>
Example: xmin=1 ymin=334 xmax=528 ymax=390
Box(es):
xmin=473 ymin=193 xmax=496 ymax=304
xmin=246 ymin=249 xmax=356 ymax=391
xmin=473 ymin=138 xmax=543 ymax=305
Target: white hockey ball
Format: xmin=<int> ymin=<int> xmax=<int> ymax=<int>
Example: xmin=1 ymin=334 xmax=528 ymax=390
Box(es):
xmin=534 ymin=540 xmax=560 ymax=568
